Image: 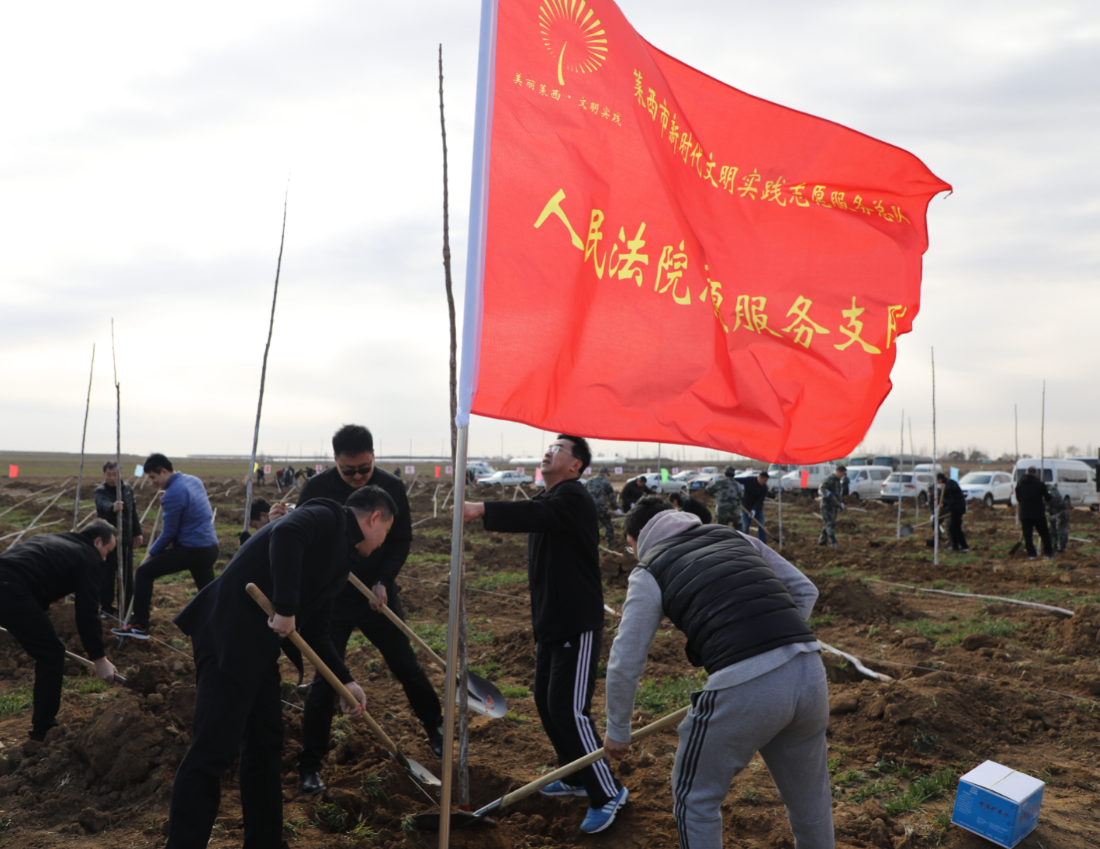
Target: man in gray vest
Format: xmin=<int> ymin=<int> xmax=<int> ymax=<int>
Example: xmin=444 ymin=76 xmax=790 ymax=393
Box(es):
xmin=603 ymin=496 xmax=833 ymax=849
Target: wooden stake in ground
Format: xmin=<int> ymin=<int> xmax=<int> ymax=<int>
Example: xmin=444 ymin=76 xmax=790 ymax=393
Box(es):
xmin=111 ymin=320 xmax=125 ymax=617
xmin=896 ymin=410 xmax=903 ymax=540
xmin=73 ymin=344 xmax=95 ymax=531
xmin=243 ymin=189 xmax=288 ymax=539
xmin=909 ymin=417 xmax=918 ymax=523
xmin=931 ymin=348 xmax=939 ymax=567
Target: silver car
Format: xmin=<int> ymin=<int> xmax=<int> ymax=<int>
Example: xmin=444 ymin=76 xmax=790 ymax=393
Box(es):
xmin=959 ymin=471 xmax=1013 ymax=507
xmin=880 ymin=472 xmax=934 ymax=506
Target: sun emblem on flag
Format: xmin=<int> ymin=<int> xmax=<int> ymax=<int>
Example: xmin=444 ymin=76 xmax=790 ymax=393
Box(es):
xmin=538 ymin=0 xmax=608 ymax=85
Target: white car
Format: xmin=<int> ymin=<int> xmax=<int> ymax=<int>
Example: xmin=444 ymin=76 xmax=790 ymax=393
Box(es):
xmin=959 ymin=471 xmax=1013 ymax=507
xmin=846 ymin=466 xmax=893 ymax=500
xmin=779 ymin=464 xmax=835 ymax=494
xmin=643 ymin=473 xmax=688 ymax=493
xmin=881 ymin=472 xmax=934 ymax=505
xmin=477 ymin=470 xmax=533 ymax=487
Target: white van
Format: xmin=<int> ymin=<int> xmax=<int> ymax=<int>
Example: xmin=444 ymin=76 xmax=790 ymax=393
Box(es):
xmin=1010 ymin=459 xmax=1098 ymax=508
xmin=846 ymin=466 xmax=893 ymax=500
xmin=779 ymin=464 xmax=835 ymax=495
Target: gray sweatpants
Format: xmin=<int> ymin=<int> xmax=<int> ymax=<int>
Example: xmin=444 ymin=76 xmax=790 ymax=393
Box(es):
xmin=671 ymin=651 xmax=834 ymax=849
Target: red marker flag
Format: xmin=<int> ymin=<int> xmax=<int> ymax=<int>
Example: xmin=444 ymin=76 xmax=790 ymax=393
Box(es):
xmin=457 ymin=0 xmax=950 ymax=463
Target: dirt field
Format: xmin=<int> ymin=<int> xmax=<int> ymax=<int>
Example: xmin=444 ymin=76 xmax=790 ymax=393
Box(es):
xmin=1 ymin=470 xmax=1099 ymax=849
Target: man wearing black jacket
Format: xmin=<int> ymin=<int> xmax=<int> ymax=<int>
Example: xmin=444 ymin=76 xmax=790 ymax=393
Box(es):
xmin=295 ymin=425 xmax=442 ymax=796
xmin=0 ymin=521 xmax=120 ymax=740
xmin=620 ymin=475 xmax=652 ymax=513
xmin=1015 ymin=467 xmax=1054 ymax=560
xmin=668 ymin=490 xmax=712 ymax=525
xmin=167 ymin=488 xmax=392 ymax=849
xmin=94 ymin=461 xmax=144 ymax=616
xmin=740 ymin=471 xmax=771 ymax=543
xmin=463 ymin=435 xmax=627 ymax=835
xmin=936 ymin=473 xmax=969 ymax=552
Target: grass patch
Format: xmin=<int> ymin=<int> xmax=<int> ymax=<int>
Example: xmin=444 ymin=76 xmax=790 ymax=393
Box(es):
xmin=314 ymin=800 xmax=347 ymax=831
xmin=1006 ymin=587 xmax=1072 ymax=604
xmin=153 ymin=571 xmax=193 ymax=585
xmin=500 ymin=684 xmax=531 ymax=699
xmin=881 ymin=767 xmax=956 ymax=816
xmin=406 ymin=553 xmax=451 ymax=565
xmin=63 ymin=675 xmax=109 ymax=694
xmin=929 ymin=579 xmax=972 ymax=593
xmin=848 ymin=778 xmax=898 ymax=803
xmin=469 ymin=571 xmax=527 ymax=591
xmin=360 ymin=767 xmax=390 ymax=802
xmin=821 ymin=567 xmax=856 ymax=579
xmin=0 ymin=688 xmax=33 ymax=717
xmin=809 ymin=614 xmax=836 ymax=628
xmin=470 ymin=661 xmax=501 ymax=678
xmin=740 ymin=786 xmax=762 ymax=806
xmin=898 ymin=615 xmax=1025 ymax=646
xmin=409 ymin=621 xmax=446 ymax=654
xmin=634 ymin=671 xmax=707 ymax=714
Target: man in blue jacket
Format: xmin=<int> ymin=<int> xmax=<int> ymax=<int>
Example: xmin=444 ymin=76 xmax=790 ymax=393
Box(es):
xmin=113 ymin=453 xmax=219 ymax=640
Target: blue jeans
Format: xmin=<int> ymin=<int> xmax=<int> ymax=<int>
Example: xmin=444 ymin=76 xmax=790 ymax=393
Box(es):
xmin=741 ymin=504 xmax=766 ymax=543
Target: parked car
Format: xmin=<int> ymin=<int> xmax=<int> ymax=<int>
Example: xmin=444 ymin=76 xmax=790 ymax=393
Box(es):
xmin=958 ymin=471 xmax=1013 ymax=506
xmin=642 ymin=473 xmax=688 ymax=494
xmin=467 ymin=462 xmax=495 ymax=479
xmin=478 ymin=470 xmax=533 ymax=487
xmin=671 ymin=470 xmax=701 ymax=483
xmin=880 ymin=472 xmax=934 ymax=505
xmin=846 ymin=466 xmax=893 ymax=500
xmin=690 ymin=472 xmax=724 ymax=490
xmin=1010 ymin=459 xmax=1098 ymax=508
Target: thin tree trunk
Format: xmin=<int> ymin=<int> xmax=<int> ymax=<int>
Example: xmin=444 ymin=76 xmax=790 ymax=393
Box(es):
xmin=909 ymin=418 xmax=918 ymax=523
xmin=244 ymin=189 xmax=289 ymax=536
xmin=896 ymin=410 xmax=903 ymax=539
xmin=112 ymin=321 xmax=125 ymax=616
xmin=440 ymin=42 xmax=470 ymax=811
xmin=931 ymin=348 xmax=939 ymax=567
xmin=73 ymin=345 xmax=96 ymax=531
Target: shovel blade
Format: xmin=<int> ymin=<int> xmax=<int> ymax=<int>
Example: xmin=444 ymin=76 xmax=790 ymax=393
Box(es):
xmin=899 ymin=525 xmax=914 ymax=538
xmin=464 ymin=674 xmax=509 ymax=718
xmin=392 ymin=753 xmax=442 ymax=786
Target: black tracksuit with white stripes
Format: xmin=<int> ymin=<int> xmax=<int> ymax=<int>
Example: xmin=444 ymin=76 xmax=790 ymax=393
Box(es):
xmin=483 ymin=478 xmax=621 ymax=807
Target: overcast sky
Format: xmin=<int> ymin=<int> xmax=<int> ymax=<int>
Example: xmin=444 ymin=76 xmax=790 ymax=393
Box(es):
xmin=2 ymin=0 xmax=1097 ymax=466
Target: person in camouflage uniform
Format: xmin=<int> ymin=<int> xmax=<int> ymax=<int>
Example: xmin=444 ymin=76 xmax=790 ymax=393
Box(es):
xmin=1046 ymin=484 xmax=1070 ymax=554
xmin=818 ymin=466 xmax=846 ymax=546
xmin=586 ymin=467 xmax=619 ymax=544
xmin=705 ymin=467 xmax=743 ymax=527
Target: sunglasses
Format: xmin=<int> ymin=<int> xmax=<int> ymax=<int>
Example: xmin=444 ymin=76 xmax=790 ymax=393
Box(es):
xmin=338 ymin=464 xmax=373 ymax=477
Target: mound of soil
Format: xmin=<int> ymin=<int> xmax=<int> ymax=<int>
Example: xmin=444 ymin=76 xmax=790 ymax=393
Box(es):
xmin=814 ymin=576 xmax=921 ymax=623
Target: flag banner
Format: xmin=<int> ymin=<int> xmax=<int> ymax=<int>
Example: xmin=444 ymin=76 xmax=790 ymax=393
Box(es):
xmin=459 ymin=0 xmax=950 ymax=462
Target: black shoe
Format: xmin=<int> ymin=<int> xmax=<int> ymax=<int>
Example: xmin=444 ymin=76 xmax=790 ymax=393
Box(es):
xmin=423 ymin=721 xmax=444 ymax=759
xmin=30 ymin=718 xmax=60 ymax=741
xmin=299 ymin=771 xmax=326 ymax=796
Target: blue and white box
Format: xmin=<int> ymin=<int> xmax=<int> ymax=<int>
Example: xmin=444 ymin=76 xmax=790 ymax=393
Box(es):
xmin=951 ymin=760 xmax=1044 ymax=848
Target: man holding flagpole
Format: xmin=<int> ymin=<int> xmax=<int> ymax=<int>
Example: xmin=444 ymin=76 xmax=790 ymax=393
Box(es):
xmin=463 ymin=435 xmax=628 ymax=834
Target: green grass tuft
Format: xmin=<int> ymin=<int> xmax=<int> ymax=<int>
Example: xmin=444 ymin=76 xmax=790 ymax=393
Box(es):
xmin=634 ymin=671 xmax=707 ymax=714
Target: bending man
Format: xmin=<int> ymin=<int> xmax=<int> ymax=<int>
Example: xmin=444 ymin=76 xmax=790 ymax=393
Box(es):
xmin=604 ymin=496 xmax=833 ymax=849
xmin=0 ymin=521 xmax=120 ymax=740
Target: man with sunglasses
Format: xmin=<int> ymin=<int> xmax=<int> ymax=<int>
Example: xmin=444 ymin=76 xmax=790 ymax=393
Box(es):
xmin=294 ymin=424 xmax=442 ymax=797
xmin=462 ymin=435 xmax=627 ymax=835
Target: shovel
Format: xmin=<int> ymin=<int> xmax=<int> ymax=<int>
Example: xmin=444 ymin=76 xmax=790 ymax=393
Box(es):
xmin=244 ymin=583 xmax=440 ymax=787
xmin=0 ymin=626 xmax=126 ymax=686
xmin=347 ymin=574 xmax=507 ymax=719
xmin=413 ymin=704 xmax=690 ymax=831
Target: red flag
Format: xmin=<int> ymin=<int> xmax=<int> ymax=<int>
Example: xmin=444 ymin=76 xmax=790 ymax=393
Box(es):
xmin=462 ymin=0 xmax=950 ymax=463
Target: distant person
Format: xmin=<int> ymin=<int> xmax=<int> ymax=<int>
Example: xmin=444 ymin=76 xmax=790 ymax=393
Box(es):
xmin=740 ymin=472 xmax=771 ymax=544
xmin=936 ymin=473 xmax=969 ymax=553
xmin=394 ymin=467 xmax=403 ymax=478
xmin=586 ymin=467 xmax=619 ymax=544
xmin=254 ymin=465 xmax=265 ymax=487
xmin=620 ymin=476 xmax=651 ymax=513
xmin=1015 ymin=467 xmax=1054 ymax=560
xmin=668 ymin=490 xmax=711 ymax=525
xmin=112 ymin=454 xmax=219 ymax=640
xmin=296 ymin=425 xmax=442 ymax=796
xmin=167 ymin=487 xmax=390 ymax=849
xmin=0 ymin=521 xmax=120 ymax=740
xmin=705 ymin=467 xmax=743 ymax=529
xmin=817 ymin=466 xmax=846 ymax=547
xmin=605 ymin=497 xmax=831 ymax=849
xmin=94 ymin=461 xmax=144 ymax=616
xmin=462 ymin=435 xmax=628 ymax=835
xmin=1046 ymin=484 xmax=1070 ymax=554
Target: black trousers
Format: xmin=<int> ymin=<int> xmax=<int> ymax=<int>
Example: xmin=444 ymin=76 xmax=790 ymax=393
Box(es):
xmin=99 ymin=539 xmax=135 ymax=615
xmin=947 ymin=509 xmax=968 ymax=551
xmin=132 ymin=544 xmax=219 ymax=627
xmin=534 ymin=631 xmax=621 ymax=808
xmin=0 ymin=580 xmax=67 ymax=736
xmin=1022 ymin=516 xmax=1053 ymax=558
xmin=168 ymin=644 xmax=283 ymax=849
xmin=298 ymin=589 xmax=441 ymax=773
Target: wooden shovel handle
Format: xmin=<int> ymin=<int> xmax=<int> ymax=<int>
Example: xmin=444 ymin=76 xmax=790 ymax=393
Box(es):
xmin=244 ymin=582 xmax=399 ymax=755
xmin=493 ymin=705 xmax=691 ymax=812
xmin=0 ymin=626 xmax=125 ymax=685
xmin=346 ymin=573 xmax=447 ymax=671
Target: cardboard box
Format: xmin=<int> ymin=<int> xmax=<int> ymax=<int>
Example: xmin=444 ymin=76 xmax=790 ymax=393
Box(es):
xmin=951 ymin=760 xmax=1044 ymax=848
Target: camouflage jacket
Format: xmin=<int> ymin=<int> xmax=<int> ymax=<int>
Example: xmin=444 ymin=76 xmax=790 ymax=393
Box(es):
xmin=819 ymin=474 xmax=844 ymax=507
xmin=1046 ymin=487 xmax=1069 ymax=518
xmin=586 ymin=475 xmax=618 ymax=510
xmin=705 ymin=477 xmax=743 ymax=512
